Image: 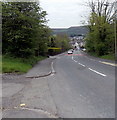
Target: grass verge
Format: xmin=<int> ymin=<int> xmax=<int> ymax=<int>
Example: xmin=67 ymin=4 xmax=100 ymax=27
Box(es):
xmin=2 ymin=55 xmax=46 ymax=73
xmin=88 ymin=52 xmax=115 ymax=61
xmin=99 ymin=54 xmax=115 ymax=61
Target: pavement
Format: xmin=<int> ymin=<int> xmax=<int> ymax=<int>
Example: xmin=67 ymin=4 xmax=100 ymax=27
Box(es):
xmin=2 ymin=76 xmax=58 ymax=118
xmin=26 ymin=57 xmax=56 ymax=78
xmin=2 ymin=57 xmax=58 ymax=118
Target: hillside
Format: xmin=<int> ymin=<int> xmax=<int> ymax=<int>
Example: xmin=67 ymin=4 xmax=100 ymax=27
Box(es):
xmin=51 ymin=26 xmax=89 ymax=36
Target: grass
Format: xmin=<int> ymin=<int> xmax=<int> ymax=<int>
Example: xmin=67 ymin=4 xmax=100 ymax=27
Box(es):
xmin=2 ymin=55 xmax=46 ymax=73
xmin=88 ymin=52 xmax=115 ymax=61
xmin=100 ymin=54 xmax=115 ymax=61
xmin=88 ymin=52 xmax=98 ymax=57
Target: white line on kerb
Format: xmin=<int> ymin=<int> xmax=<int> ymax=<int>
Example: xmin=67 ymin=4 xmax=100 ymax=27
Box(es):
xmin=88 ymin=68 xmax=106 ymax=77
xmin=78 ymin=63 xmax=85 ymax=67
xmin=51 ymin=62 xmax=55 ymax=73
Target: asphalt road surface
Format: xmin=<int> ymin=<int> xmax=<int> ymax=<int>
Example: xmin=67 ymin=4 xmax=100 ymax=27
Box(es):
xmin=2 ymin=49 xmax=115 ymax=118
xmin=47 ymin=50 xmax=115 ymax=118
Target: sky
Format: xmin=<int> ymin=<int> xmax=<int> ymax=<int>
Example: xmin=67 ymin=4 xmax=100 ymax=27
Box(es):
xmin=39 ymin=0 xmax=91 ymax=28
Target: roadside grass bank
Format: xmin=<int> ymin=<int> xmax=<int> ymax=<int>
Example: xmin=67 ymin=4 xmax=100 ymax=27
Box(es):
xmin=99 ymin=54 xmax=115 ymax=61
xmin=88 ymin=52 xmax=115 ymax=61
xmin=2 ymin=55 xmax=46 ymax=73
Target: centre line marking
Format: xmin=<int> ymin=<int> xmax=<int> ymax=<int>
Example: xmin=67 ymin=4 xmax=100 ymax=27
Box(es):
xmin=74 ymin=60 xmax=77 ymax=62
xmin=88 ymin=68 xmax=106 ymax=77
xmin=72 ymin=56 xmax=78 ymax=63
xmin=78 ymin=63 xmax=85 ymax=67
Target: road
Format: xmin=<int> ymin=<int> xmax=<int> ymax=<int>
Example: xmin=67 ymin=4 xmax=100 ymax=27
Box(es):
xmin=47 ymin=50 xmax=115 ymax=118
xmin=2 ymin=49 xmax=115 ymax=118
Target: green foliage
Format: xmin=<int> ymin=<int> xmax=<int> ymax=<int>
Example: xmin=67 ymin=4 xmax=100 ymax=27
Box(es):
xmin=100 ymin=54 xmax=115 ymax=60
xmin=35 ymin=26 xmax=51 ymax=56
xmin=2 ymin=2 xmax=50 ymax=58
xmin=88 ymin=52 xmax=115 ymax=61
xmin=85 ymin=13 xmax=115 ymax=56
xmin=52 ymin=26 xmax=89 ymax=37
xmin=55 ymin=34 xmax=71 ymax=51
xmin=2 ymin=55 xmax=46 ymax=73
xmin=48 ymin=34 xmax=71 ymax=55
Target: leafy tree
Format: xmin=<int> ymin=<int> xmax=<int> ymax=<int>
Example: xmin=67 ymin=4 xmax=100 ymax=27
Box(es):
xmin=54 ymin=34 xmax=71 ymax=51
xmin=48 ymin=34 xmax=71 ymax=55
xmin=2 ymin=2 xmax=50 ymax=58
xmin=85 ymin=0 xmax=115 ymax=56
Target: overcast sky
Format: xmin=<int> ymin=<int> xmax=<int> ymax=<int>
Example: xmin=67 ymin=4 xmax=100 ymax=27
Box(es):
xmin=39 ymin=0 xmax=91 ymax=28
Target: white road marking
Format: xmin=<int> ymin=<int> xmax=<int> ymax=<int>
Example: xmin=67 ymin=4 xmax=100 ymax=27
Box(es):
xmin=88 ymin=68 xmax=106 ymax=77
xmin=72 ymin=56 xmax=85 ymax=66
xmin=72 ymin=56 xmax=77 ymax=62
xmin=73 ymin=59 xmax=77 ymax=62
xmin=50 ymin=73 xmax=55 ymax=76
xmin=51 ymin=62 xmax=55 ymax=73
xmin=78 ymin=63 xmax=85 ymax=67
xmin=72 ymin=56 xmax=78 ymax=62
xmin=99 ymin=61 xmax=117 ymax=67
xmin=71 ymin=54 xmax=108 ymax=77
xmin=71 ymin=55 xmax=107 ymax=77
xmin=21 ymin=107 xmax=58 ymax=118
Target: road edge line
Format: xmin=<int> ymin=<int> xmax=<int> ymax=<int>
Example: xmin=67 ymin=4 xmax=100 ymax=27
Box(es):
xmin=99 ymin=61 xmax=117 ymax=67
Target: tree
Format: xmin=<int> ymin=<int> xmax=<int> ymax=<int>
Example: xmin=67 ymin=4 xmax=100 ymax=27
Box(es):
xmin=2 ymin=2 xmax=50 ymax=58
xmin=54 ymin=34 xmax=71 ymax=51
xmin=85 ymin=0 xmax=115 ymax=56
xmin=35 ymin=26 xmax=51 ymax=56
xmin=48 ymin=34 xmax=71 ymax=55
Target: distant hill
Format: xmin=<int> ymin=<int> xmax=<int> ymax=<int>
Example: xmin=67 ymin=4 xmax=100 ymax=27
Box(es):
xmin=51 ymin=26 xmax=89 ymax=37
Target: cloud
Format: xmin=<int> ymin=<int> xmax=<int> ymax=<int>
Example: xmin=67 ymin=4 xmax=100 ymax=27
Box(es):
xmin=39 ymin=0 xmax=90 ymax=28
